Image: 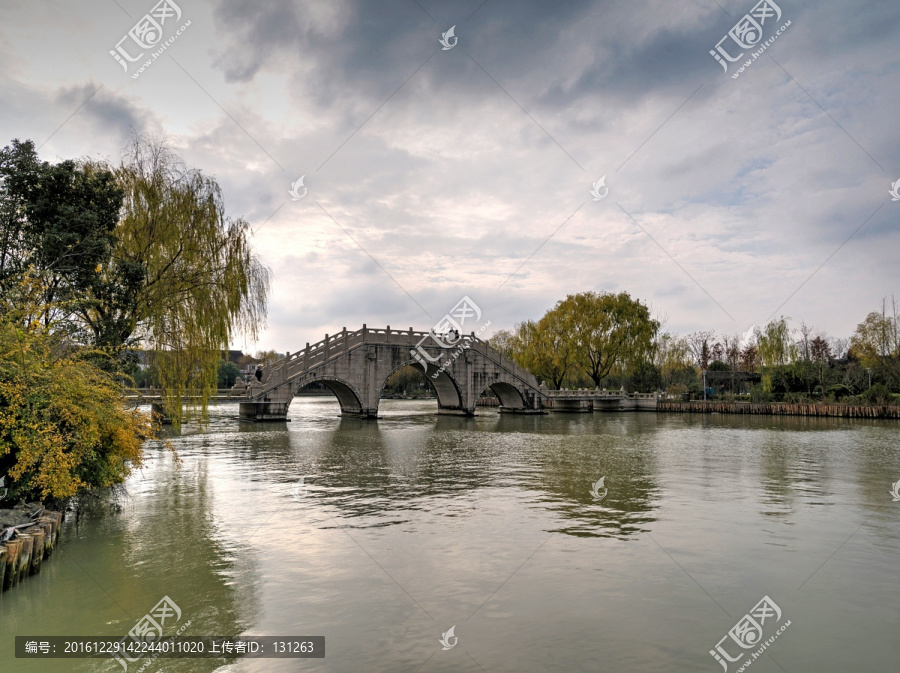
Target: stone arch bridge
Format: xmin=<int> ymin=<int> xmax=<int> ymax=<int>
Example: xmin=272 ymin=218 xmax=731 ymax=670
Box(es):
xmin=232 ymin=325 xmax=544 ymax=420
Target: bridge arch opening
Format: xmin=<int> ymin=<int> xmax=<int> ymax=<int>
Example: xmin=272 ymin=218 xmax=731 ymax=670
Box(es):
xmin=480 ymin=381 xmax=529 ymax=410
xmin=380 ymin=363 xmax=465 ymax=413
xmin=299 ymin=377 xmax=364 ymax=416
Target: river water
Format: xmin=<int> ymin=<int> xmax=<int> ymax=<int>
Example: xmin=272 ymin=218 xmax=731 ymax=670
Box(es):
xmin=1 ymin=399 xmax=898 ymax=672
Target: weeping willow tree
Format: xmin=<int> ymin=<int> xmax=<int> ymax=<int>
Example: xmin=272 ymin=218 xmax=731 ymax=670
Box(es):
xmin=81 ymin=135 xmax=270 ymax=427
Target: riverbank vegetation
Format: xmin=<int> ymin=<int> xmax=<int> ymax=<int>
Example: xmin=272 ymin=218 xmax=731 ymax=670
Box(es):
xmin=492 ymin=292 xmax=900 ymax=405
xmin=0 ymin=136 xmax=269 ymax=502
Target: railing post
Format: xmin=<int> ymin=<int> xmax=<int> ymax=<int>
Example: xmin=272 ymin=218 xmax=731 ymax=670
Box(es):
xmin=386 ymin=325 xmax=390 ymax=344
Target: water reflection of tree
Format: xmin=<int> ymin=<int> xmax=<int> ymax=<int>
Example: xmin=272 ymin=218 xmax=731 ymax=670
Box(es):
xmin=100 ymin=450 xmax=255 ymax=672
xmin=754 ymin=417 xmax=839 ymax=513
xmin=525 ymin=432 xmax=660 ymax=540
xmin=843 ymin=423 xmax=900 ymax=552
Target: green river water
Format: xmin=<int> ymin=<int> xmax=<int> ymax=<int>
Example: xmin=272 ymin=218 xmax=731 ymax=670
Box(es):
xmin=1 ymin=398 xmax=898 ymax=672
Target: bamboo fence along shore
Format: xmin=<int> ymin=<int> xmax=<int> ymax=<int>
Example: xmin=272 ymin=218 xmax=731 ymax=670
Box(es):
xmin=1 ymin=504 xmax=63 ymax=594
xmin=657 ymin=401 xmax=900 ymax=418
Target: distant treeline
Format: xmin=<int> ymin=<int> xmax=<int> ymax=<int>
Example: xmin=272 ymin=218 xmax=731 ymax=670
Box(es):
xmin=486 ymin=292 xmax=900 ymax=406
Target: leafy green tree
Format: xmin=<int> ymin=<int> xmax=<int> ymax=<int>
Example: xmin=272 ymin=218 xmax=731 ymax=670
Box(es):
xmin=653 ymin=332 xmax=695 ymax=390
xmin=628 ymin=361 xmax=662 ymax=392
xmin=757 ymin=318 xmax=796 ymax=367
xmin=217 ymin=360 xmax=241 ymax=388
xmin=850 ymin=305 xmax=898 ymax=367
xmin=512 ymin=316 xmax=574 ymax=389
xmin=860 ymin=383 xmax=893 ymax=405
xmin=756 ymin=318 xmax=796 ymax=396
xmin=0 ymin=139 xmax=123 ymax=329
xmin=850 ymin=301 xmax=900 ymax=391
xmin=253 ymin=350 xmax=282 ymax=365
xmin=555 ymin=291 xmax=659 ymax=387
xmin=382 ymin=365 xmax=430 ymax=396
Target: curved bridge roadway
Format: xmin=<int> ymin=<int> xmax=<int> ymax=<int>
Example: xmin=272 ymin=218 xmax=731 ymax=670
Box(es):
xmin=233 ymin=325 xmax=544 ymax=420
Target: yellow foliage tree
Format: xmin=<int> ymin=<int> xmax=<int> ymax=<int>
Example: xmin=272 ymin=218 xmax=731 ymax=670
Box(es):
xmin=0 ymin=285 xmax=153 ymax=502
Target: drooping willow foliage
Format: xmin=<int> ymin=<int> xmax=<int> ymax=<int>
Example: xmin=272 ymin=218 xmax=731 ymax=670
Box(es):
xmin=0 ymin=135 xmax=270 ymax=499
xmin=85 ymin=135 xmax=271 ymax=426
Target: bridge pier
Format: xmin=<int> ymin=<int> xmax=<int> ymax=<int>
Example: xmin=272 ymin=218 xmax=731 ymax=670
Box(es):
xmin=436 ymin=408 xmax=475 ymax=416
xmin=238 ymin=401 xmax=292 ymax=422
xmin=340 ymin=409 xmax=379 ymax=419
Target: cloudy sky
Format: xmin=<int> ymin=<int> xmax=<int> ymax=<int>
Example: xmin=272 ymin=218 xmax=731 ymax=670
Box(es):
xmin=1 ymin=0 xmax=898 ymax=352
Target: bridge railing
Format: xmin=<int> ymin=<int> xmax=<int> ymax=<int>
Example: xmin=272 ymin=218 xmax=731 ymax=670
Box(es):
xmin=543 ymin=388 xmax=659 ymax=400
xmin=462 ymin=338 xmax=542 ymax=393
xmin=249 ymin=326 xmax=450 ymax=395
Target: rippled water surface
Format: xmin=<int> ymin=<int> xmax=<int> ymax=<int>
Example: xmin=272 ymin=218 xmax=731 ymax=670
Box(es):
xmin=2 ymin=399 xmax=899 ymax=672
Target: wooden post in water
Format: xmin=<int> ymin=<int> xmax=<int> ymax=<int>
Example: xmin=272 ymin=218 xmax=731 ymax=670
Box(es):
xmin=26 ymin=526 xmax=45 ymax=575
xmin=4 ymin=539 xmax=21 ymax=589
xmin=4 ymin=539 xmax=22 ymax=590
xmin=51 ymin=511 xmax=62 ymax=546
xmin=0 ymin=510 xmax=64 ymax=593
xmin=16 ymin=534 xmax=33 ymax=584
xmin=38 ymin=519 xmax=54 ymax=556
xmin=0 ymin=546 xmax=6 ymax=593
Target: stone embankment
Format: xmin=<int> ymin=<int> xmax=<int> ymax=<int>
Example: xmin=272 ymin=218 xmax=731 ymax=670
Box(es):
xmin=1 ymin=503 xmax=63 ymax=594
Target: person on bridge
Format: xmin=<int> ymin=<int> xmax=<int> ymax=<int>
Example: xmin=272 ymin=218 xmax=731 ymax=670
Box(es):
xmin=254 ymin=366 xmax=263 ymax=382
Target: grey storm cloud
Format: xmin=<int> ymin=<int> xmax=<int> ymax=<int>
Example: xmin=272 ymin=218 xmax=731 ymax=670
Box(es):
xmin=1 ymin=0 xmax=898 ymax=348
xmin=56 ymin=84 xmax=153 ymax=143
